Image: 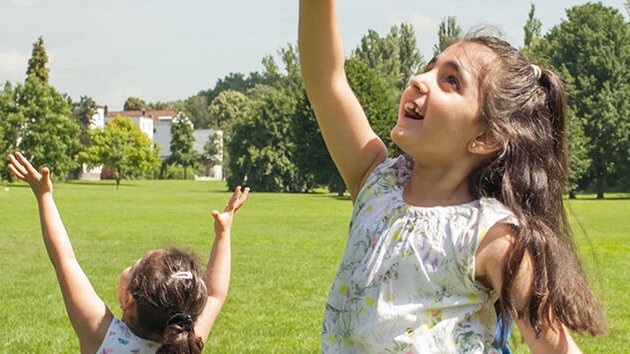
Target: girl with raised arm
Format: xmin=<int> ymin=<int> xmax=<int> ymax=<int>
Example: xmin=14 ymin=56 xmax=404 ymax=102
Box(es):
xmin=298 ymin=1 xmax=605 ymax=353
xmin=7 ymin=152 xmax=248 ymax=353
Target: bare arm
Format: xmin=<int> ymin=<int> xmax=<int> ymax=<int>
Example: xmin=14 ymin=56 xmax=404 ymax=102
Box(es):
xmin=299 ymin=0 xmax=387 ymax=199
xmin=195 ymin=186 xmax=249 ymax=343
xmin=8 ymin=153 xmax=112 ymax=353
xmin=475 ymin=223 xmax=582 ymax=354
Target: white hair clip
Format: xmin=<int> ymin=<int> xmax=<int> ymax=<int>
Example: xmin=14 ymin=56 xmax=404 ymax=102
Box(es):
xmin=171 ymin=271 xmax=193 ymax=279
xmin=531 ymin=64 xmax=542 ymax=80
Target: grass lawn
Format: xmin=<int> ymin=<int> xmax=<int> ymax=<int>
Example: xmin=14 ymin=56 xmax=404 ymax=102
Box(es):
xmin=0 ymin=180 xmax=627 ymax=352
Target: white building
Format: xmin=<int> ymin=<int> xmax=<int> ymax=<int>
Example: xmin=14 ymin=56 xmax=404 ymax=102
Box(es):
xmin=81 ymin=107 xmax=223 ymax=180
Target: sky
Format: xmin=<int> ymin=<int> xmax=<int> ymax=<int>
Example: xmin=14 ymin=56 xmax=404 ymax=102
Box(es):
xmin=0 ymin=0 xmax=626 ymax=110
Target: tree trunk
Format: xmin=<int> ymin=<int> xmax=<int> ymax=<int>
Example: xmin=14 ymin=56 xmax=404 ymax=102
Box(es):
xmin=569 ymin=190 xmax=577 ymax=199
xmin=596 ymin=172 xmax=605 ymax=199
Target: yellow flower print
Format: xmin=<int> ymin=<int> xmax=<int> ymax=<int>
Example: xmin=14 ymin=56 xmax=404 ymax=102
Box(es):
xmin=342 ymin=337 xmax=353 ymax=346
xmin=338 ymin=284 xmax=348 ymax=296
xmin=326 ymin=335 xmax=337 ymax=343
xmin=365 ymin=296 xmax=375 ymax=307
xmin=386 ymin=292 xmax=394 ymax=302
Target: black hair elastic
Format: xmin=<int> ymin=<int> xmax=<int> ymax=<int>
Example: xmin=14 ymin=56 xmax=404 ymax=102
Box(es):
xmin=166 ymin=313 xmax=194 ymax=331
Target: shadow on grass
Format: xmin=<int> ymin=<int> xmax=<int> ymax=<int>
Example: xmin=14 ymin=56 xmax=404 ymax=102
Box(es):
xmin=568 ymin=195 xmax=630 ymax=201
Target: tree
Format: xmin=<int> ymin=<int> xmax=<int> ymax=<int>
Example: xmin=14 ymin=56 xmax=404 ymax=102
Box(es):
xmin=433 ymin=17 xmax=462 ymax=55
xmin=226 ymin=85 xmax=304 ymax=192
xmin=522 ymin=3 xmax=542 ymax=54
xmin=167 ymin=113 xmax=198 ymax=179
xmin=183 ymin=95 xmax=211 ymax=129
xmin=207 ymin=90 xmax=251 ymax=133
xmin=123 ymin=96 xmax=147 ymax=111
xmin=84 ymin=116 xmax=160 ymax=188
xmin=0 ymin=82 xmax=25 ymax=180
xmin=26 ymin=36 xmax=48 ymax=84
xmin=353 ymin=23 xmax=424 ymax=92
xmin=201 ymin=131 xmax=222 ymax=178
xmin=532 ymin=3 xmax=629 ymax=198
xmin=71 ymin=95 xmax=97 ymax=145
xmin=16 ymin=75 xmax=81 ymax=180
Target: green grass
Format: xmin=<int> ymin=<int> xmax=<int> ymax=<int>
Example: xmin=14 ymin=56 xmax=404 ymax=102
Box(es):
xmin=0 ymin=181 xmax=627 ymax=352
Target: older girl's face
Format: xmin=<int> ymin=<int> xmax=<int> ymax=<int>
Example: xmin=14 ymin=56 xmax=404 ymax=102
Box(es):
xmin=391 ymin=41 xmax=495 ymax=167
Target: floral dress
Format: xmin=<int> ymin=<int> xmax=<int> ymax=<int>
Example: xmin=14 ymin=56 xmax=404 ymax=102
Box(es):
xmin=96 ymin=318 xmax=161 ymax=354
xmin=322 ymin=156 xmax=517 ymax=354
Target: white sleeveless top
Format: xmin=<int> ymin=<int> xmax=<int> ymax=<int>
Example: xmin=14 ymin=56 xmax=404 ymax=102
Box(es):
xmin=322 ymin=156 xmax=517 ymax=353
xmin=96 ymin=318 xmax=160 ymax=354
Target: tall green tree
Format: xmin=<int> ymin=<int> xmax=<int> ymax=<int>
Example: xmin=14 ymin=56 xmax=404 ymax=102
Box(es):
xmin=532 ymin=3 xmax=629 ymax=198
xmin=26 ymin=36 xmax=49 ymax=84
xmin=207 ymin=90 xmax=251 ymax=133
xmin=433 ymin=16 xmax=462 ymax=55
xmin=0 ymin=82 xmax=25 ymax=180
xmin=167 ymin=113 xmax=198 ymax=179
xmin=226 ymin=85 xmax=304 ymax=192
xmin=84 ymin=116 xmax=160 ymax=188
xmin=123 ymin=96 xmax=147 ymax=111
xmin=16 ymin=75 xmax=81 ymax=179
xmin=522 ymin=3 xmax=542 ymax=54
xmin=353 ymin=23 xmax=423 ymax=92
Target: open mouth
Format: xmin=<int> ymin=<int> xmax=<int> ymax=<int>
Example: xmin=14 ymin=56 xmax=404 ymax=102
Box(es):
xmin=403 ymin=101 xmax=424 ymax=120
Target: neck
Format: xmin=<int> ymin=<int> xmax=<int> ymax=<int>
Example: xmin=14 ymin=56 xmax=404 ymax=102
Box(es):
xmin=121 ymin=312 xmax=162 ymax=342
xmin=404 ymin=161 xmax=475 ymax=207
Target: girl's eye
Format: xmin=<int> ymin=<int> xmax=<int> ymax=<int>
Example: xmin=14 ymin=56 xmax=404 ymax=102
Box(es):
xmin=444 ymin=76 xmax=460 ymax=90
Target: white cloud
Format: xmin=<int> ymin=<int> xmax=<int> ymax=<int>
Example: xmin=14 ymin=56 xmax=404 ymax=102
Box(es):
xmin=9 ymin=0 xmax=46 ymax=7
xmin=0 ymin=51 xmax=29 ymax=82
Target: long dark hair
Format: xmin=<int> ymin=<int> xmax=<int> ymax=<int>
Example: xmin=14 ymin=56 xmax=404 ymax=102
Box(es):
xmin=127 ymin=247 xmax=208 ymax=353
xmin=462 ymin=36 xmax=606 ymax=337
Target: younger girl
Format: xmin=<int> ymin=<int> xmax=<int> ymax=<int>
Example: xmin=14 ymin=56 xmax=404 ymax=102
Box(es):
xmin=299 ymin=1 xmax=605 ymax=353
xmin=7 ymin=151 xmax=249 ymax=353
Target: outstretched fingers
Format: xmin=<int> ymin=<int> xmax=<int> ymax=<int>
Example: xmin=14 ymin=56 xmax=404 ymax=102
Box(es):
xmin=224 ymin=186 xmax=250 ymax=213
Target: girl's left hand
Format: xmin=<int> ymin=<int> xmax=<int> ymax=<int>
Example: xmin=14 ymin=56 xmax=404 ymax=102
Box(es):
xmin=7 ymin=152 xmax=53 ymax=198
xmin=211 ymin=186 xmax=249 ymax=233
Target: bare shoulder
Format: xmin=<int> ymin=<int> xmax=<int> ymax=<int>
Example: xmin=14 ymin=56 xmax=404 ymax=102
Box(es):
xmin=474 ymin=222 xmax=517 ymax=292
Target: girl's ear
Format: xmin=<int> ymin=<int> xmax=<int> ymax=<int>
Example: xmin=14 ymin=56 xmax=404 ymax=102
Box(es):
xmin=120 ymin=292 xmax=136 ymax=312
xmin=468 ymin=131 xmax=503 ymax=156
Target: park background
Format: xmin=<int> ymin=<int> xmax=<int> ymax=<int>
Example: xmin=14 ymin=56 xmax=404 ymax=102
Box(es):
xmin=1 ymin=0 xmax=629 ymax=352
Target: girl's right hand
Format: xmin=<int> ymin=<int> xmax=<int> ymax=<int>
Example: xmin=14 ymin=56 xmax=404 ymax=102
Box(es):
xmin=211 ymin=186 xmax=249 ymax=234
xmin=7 ymin=152 xmax=53 ymax=198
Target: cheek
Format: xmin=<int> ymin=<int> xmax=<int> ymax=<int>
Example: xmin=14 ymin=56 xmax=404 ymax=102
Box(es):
xmin=117 ymin=268 xmax=131 ymax=303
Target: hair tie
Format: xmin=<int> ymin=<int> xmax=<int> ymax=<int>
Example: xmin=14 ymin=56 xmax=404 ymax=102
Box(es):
xmin=531 ymin=64 xmax=542 ymax=81
xmin=167 ymin=313 xmax=194 ymax=331
xmin=171 ymin=271 xmax=193 ymax=279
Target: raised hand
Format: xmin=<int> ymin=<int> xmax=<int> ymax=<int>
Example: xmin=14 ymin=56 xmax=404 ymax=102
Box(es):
xmin=7 ymin=152 xmax=53 ymax=198
xmin=211 ymin=186 xmax=250 ymax=234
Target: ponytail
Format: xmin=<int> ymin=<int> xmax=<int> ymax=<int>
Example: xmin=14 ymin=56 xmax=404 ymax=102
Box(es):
xmin=156 ymin=313 xmax=204 ymax=354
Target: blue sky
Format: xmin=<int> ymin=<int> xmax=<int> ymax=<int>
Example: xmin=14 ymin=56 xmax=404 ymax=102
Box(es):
xmin=0 ymin=0 xmax=626 ymax=110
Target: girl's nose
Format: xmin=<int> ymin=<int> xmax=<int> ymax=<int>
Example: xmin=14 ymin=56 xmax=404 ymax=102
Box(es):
xmin=409 ymin=74 xmax=429 ymax=94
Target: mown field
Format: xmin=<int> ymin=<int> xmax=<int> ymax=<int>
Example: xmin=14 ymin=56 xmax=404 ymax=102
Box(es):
xmin=0 ymin=180 xmax=627 ymax=352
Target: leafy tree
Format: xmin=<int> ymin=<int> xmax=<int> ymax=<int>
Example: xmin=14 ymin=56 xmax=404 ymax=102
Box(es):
xmin=226 ymin=85 xmax=305 ymax=192
xmin=523 ymin=3 xmax=542 ymax=53
xmin=0 ymin=82 xmax=25 ymax=180
xmin=207 ymin=90 xmax=251 ymax=133
xmin=26 ymin=36 xmax=49 ymax=84
xmin=201 ymin=131 xmax=222 ymax=177
xmin=16 ymin=75 xmax=81 ymax=180
xmin=183 ymin=95 xmax=211 ymax=128
xmin=84 ymin=116 xmax=160 ymax=188
xmin=353 ymin=23 xmax=424 ymax=92
xmin=433 ymin=17 xmax=462 ymax=55
xmin=532 ymin=3 xmax=629 ymax=198
xmin=71 ymin=95 xmax=98 ymax=145
xmin=345 ymin=58 xmax=400 ymax=156
xmin=123 ymin=96 xmax=147 ymax=111
xmin=167 ymin=113 xmax=198 ymax=179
